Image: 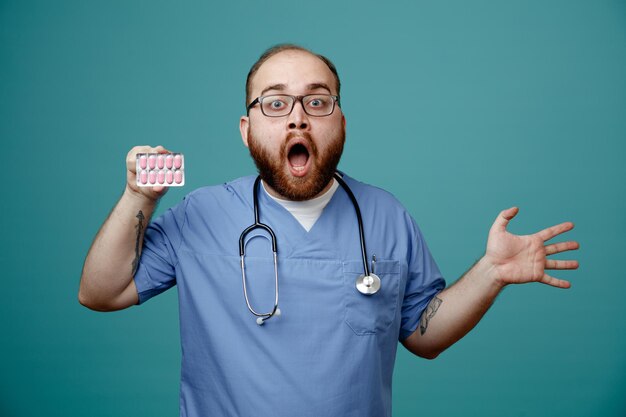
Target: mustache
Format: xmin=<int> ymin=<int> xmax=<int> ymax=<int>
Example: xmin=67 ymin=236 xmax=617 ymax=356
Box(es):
xmin=282 ymin=131 xmax=316 ymax=156
xmin=285 ymin=131 xmax=312 ymax=143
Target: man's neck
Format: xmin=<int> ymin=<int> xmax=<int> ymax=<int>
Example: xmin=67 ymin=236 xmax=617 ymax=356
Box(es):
xmin=261 ymin=178 xmax=340 ymax=232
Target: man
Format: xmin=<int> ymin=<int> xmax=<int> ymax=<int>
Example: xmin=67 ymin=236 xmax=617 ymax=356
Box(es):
xmin=79 ymin=44 xmax=579 ymax=417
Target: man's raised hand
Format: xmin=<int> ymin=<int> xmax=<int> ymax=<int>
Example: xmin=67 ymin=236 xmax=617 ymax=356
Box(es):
xmin=483 ymin=207 xmax=580 ymax=289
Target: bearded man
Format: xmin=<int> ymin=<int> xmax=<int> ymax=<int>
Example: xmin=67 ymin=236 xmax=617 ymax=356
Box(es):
xmin=79 ymin=44 xmax=579 ymax=417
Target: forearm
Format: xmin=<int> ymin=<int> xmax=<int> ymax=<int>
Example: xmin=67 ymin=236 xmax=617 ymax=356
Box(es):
xmin=403 ymin=257 xmax=505 ymax=358
xmin=78 ymin=186 xmax=158 ymax=311
xmin=403 ymin=207 xmax=579 ymax=359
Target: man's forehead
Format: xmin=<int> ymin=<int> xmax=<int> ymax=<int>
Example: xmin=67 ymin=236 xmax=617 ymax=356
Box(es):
xmin=250 ymin=50 xmax=337 ymax=95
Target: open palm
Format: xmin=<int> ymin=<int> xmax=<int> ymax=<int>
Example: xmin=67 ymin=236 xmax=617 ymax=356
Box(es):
xmin=485 ymin=207 xmax=579 ymax=289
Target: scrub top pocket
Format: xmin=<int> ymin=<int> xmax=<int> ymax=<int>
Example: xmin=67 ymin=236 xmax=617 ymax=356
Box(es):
xmin=342 ymin=260 xmax=401 ymax=336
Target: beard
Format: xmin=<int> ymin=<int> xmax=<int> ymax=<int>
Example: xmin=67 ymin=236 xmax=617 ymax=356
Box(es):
xmin=247 ymin=126 xmax=346 ymax=201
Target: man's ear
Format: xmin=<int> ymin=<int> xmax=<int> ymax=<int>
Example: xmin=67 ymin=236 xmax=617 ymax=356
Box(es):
xmin=240 ymin=115 xmax=250 ymax=148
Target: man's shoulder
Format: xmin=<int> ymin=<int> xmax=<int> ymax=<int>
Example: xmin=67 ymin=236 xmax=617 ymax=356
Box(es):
xmin=342 ymin=173 xmax=405 ymax=208
xmin=161 ymin=175 xmax=255 ymax=217
xmin=183 ymin=175 xmax=256 ymax=200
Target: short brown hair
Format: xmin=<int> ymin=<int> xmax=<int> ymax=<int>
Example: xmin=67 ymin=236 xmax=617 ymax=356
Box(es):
xmin=245 ymin=44 xmax=341 ymax=107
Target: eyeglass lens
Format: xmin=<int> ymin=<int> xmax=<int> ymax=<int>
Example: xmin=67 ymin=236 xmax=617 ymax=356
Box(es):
xmin=260 ymin=95 xmax=335 ymax=117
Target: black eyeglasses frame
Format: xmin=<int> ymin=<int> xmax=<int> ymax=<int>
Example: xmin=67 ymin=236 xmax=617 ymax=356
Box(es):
xmin=246 ymin=94 xmax=341 ymax=117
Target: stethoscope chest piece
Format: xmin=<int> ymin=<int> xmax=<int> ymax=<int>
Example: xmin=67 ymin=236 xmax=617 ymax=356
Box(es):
xmin=356 ymin=273 xmax=381 ymax=295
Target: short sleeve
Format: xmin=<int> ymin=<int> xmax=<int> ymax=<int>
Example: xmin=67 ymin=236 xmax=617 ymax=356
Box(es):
xmin=399 ymin=215 xmax=446 ymax=341
xmin=133 ymin=196 xmax=189 ymax=304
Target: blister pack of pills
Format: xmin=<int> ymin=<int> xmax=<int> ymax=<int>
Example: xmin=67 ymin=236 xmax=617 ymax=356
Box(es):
xmin=136 ymin=153 xmax=185 ymax=186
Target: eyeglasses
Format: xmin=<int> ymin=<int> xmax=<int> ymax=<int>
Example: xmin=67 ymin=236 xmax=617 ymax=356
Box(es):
xmin=247 ymin=94 xmax=340 ymax=117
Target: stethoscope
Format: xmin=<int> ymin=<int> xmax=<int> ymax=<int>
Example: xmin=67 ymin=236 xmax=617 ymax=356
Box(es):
xmin=239 ymin=172 xmax=381 ymax=325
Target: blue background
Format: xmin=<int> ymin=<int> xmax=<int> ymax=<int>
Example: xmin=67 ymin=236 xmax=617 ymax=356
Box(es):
xmin=1 ymin=1 xmax=625 ymax=416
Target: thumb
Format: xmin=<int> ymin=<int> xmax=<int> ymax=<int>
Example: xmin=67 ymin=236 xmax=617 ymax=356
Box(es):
xmin=490 ymin=207 xmax=519 ymax=233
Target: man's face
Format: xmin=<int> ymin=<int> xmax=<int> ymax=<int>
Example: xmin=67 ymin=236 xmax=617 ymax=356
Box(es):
xmin=240 ymin=50 xmax=346 ymax=201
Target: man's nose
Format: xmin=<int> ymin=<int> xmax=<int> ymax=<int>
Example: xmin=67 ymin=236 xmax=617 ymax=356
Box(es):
xmin=287 ymin=99 xmax=309 ymax=130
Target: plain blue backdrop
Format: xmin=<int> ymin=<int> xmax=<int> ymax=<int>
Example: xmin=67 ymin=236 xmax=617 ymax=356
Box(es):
xmin=1 ymin=1 xmax=625 ymax=416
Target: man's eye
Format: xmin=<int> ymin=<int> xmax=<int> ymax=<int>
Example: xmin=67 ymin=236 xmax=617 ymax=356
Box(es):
xmin=307 ymin=97 xmax=327 ymax=107
xmin=270 ymin=100 xmax=286 ymax=109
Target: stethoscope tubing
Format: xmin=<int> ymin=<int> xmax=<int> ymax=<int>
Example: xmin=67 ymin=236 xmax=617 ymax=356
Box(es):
xmin=332 ymin=173 xmax=371 ymax=277
xmin=239 ymin=173 xmax=374 ymax=324
xmin=239 ymin=176 xmax=277 ymax=255
xmin=239 ymin=176 xmax=280 ymax=322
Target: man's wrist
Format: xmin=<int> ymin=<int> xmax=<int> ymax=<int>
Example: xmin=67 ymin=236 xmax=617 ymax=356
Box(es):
xmin=473 ymin=256 xmax=508 ymax=292
xmin=123 ymin=185 xmax=160 ymax=207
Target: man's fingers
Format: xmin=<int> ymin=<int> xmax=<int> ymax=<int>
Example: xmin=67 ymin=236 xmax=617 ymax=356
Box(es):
xmin=126 ymin=149 xmax=141 ymax=172
xmin=541 ymin=273 xmax=572 ymax=289
xmin=155 ymin=145 xmax=172 ymax=154
xmin=126 ymin=145 xmax=169 ymax=172
xmin=537 ymin=221 xmax=575 ymax=242
xmin=545 ymin=241 xmax=579 ymax=255
xmin=545 ymin=259 xmax=579 ymax=270
xmin=126 ymin=145 xmax=151 ymax=172
xmin=491 ymin=207 xmax=519 ymax=232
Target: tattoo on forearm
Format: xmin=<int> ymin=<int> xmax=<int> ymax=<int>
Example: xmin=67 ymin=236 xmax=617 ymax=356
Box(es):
xmin=131 ymin=210 xmax=145 ymax=275
xmin=419 ymin=296 xmax=443 ymax=335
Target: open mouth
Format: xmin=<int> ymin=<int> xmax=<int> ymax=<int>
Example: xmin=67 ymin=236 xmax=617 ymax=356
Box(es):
xmin=287 ymin=142 xmax=311 ymax=176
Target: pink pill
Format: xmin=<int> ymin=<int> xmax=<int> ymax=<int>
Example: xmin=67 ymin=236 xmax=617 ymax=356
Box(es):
xmin=165 ymin=155 xmax=173 ymax=169
xmin=148 ymin=170 xmax=157 ymax=184
xmin=139 ymin=170 xmax=148 ymax=184
xmin=139 ymin=155 xmax=147 ymax=169
xmin=157 ymin=170 xmax=165 ymax=184
xmin=174 ymin=170 xmax=183 ymax=184
xmin=173 ymin=154 xmax=182 ymax=169
xmin=148 ymin=155 xmax=157 ymax=169
xmin=157 ymin=155 xmax=165 ymax=169
xmin=165 ymin=170 xmax=174 ymax=184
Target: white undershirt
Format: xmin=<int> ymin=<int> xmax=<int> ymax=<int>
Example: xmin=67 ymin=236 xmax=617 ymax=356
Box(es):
xmin=262 ymin=179 xmax=340 ymax=232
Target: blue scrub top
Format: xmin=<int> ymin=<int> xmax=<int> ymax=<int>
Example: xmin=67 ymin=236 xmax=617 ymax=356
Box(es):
xmin=134 ymin=174 xmax=445 ymax=417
